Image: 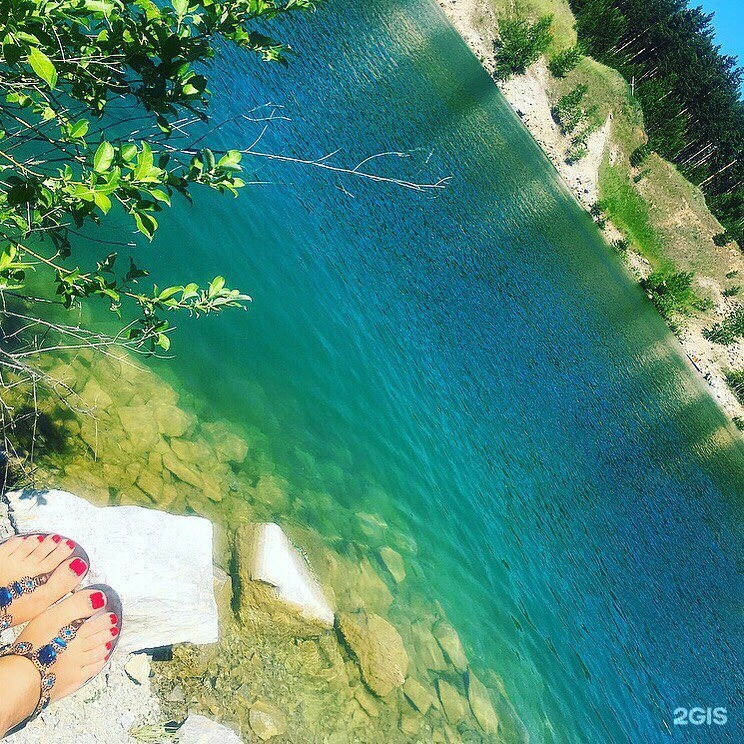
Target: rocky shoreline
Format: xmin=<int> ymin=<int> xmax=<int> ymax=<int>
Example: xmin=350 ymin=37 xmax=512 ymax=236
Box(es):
xmin=436 ymin=0 xmax=744 ymax=426
xmin=1 ymin=347 xmax=524 ymax=741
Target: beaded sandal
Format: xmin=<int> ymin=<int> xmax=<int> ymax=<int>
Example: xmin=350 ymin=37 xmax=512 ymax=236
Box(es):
xmin=0 ymin=534 xmax=89 ymax=632
xmin=0 ymin=585 xmax=122 ymax=734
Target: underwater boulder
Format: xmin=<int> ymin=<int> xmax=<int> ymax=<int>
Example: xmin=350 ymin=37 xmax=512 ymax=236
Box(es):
xmin=432 ymin=620 xmax=469 ymax=673
xmin=436 ymin=679 xmax=469 ymax=725
xmin=337 ymin=609 xmax=409 ymax=697
xmin=465 ymin=669 xmax=500 ymax=734
xmin=378 ymin=546 xmax=406 ymax=584
xmin=249 ymin=701 xmax=287 ymax=741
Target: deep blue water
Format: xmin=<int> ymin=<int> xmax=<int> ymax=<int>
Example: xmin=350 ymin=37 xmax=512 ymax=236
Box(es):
xmin=119 ymin=0 xmax=743 ymax=740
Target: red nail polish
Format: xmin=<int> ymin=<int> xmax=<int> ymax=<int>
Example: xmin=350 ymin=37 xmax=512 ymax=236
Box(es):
xmin=110 ymin=627 xmax=119 ymax=637
xmin=66 ymin=540 xmax=75 ymax=549
xmin=105 ymin=641 xmax=113 ymax=650
xmin=37 ymin=535 xmax=45 ymax=542
xmin=69 ymin=558 xmax=87 ymax=576
xmin=52 ymin=535 xmax=62 ymax=544
xmin=90 ymin=592 xmax=105 ymax=610
xmin=109 ymin=614 xmax=118 ymax=625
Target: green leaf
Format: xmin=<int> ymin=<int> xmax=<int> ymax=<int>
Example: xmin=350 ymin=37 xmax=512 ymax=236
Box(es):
xmin=96 ymin=253 xmax=117 ymax=273
xmin=121 ymin=143 xmax=138 ymax=162
xmin=27 ymin=48 xmax=58 ymax=89
xmin=156 ymin=333 xmax=171 ymax=351
xmin=132 ymin=210 xmax=158 ymax=240
xmin=172 ymin=0 xmax=189 ymax=17
xmin=182 ymin=283 xmax=199 ymax=299
xmin=150 ymin=189 xmax=171 ymax=205
xmin=93 ymin=141 xmax=115 ymax=173
xmin=158 ymin=285 xmax=183 ymax=301
xmin=15 ymin=32 xmax=40 ymax=46
xmin=208 ymin=275 xmax=225 ymax=297
xmin=68 ymin=120 xmax=89 ymax=139
xmin=93 ymin=191 xmax=111 ymax=214
xmin=0 ymin=244 xmax=17 ymax=272
xmin=133 ymin=142 xmax=154 ymax=180
xmin=218 ymin=150 xmax=243 ymax=171
xmin=3 ymin=43 xmax=21 ymax=65
xmin=84 ymin=0 xmax=116 ymax=12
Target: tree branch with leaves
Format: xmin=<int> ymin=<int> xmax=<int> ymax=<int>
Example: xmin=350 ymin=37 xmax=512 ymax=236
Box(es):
xmin=1 ymin=0 xmax=321 ymax=353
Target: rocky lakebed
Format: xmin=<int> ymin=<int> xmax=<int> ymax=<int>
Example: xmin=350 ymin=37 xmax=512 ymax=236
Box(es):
xmin=0 ymin=347 xmax=527 ymax=742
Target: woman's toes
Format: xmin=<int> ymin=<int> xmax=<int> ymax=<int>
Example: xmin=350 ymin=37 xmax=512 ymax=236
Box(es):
xmin=78 ymin=612 xmax=118 ymax=645
xmin=82 ymin=625 xmax=119 ymax=652
xmin=0 ymin=535 xmax=27 ymax=559
xmin=29 ymin=534 xmax=61 ymax=562
xmin=7 ymin=535 xmax=40 ymax=561
xmin=72 ymin=588 xmax=108 ymax=617
xmin=41 ymin=557 xmax=89 ymax=603
xmin=83 ymin=645 xmax=110 ymax=667
xmin=37 ymin=538 xmax=76 ymax=573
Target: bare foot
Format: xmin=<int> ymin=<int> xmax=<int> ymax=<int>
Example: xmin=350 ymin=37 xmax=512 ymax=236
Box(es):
xmin=0 ymin=588 xmax=120 ymax=735
xmin=0 ymin=534 xmax=89 ymax=630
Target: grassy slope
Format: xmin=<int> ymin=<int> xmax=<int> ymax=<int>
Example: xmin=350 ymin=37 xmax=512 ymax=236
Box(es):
xmin=488 ymin=0 xmax=742 ymax=313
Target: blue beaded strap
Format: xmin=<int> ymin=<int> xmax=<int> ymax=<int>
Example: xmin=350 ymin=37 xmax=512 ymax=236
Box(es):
xmin=0 ymin=619 xmax=84 ymax=718
xmin=0 ymin=572 xmax=51 ymax=632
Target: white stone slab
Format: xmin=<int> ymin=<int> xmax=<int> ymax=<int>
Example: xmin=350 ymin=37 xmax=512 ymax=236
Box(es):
xmin=177 ymin=714 xmax=243 ymax=743
xmin=5 ymin=489 xmax=218 ymax=654
xmin=251 ymin=522 xmax=334 ymax=626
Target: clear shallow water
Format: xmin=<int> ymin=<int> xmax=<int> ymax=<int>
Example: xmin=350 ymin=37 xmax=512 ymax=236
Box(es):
xmin=112 ymin=0 xmax=742 ymax=739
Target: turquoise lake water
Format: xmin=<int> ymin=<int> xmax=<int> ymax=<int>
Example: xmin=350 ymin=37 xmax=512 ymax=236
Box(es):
xmin=111 ymin=0 xmax=743 ymax=739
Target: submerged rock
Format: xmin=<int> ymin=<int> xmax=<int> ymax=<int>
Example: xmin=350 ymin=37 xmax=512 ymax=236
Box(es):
xmin=357 ymin=556 xmax=393 ymax=612
xmin=136 ymin=469 xmax=163 ymax=501
xmin=249 ymin=700 xmax=287 ymax=741
xmin=337 ymin=609 xmax=408 ymax=697
xmin=432 ymin=620 xmax=469 ymax=672
xmin=205 ymin=422 xmax=249 ymax=464
xmin=5 ymin=489 xmax=219 ymax=653
xmin=378 ymin=546 xmax=406 ymax=583
xmin=153 ymin=403 xmax=194 ymax=438
xmin=237 ymin=522 xmax=334 ymax=627
xmin=80 ymin=378 xmax=113 ymax=410
xmin=436 ymin=679 xmax=469 ymax=724
xmin=400 ymin=711 xmax=423 ymax=736
xmin=465 ymin=670 xmax=500 ymax=734
xmin=354 ymin=688 xmax=380 ymax=717
xmin=411 ymin=622 xmax=448 ymax=672
xmin=117 ymin=404 xmax=162 ymax=450
xmin=162 ymin=450 xmax=203 ymax=489
xmin=403 ymin=677 xmax=435 ymax=714
xmin=355 ymin=511 xmax=388 ymax=541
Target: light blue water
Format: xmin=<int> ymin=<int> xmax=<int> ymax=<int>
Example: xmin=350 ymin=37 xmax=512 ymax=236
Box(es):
xmin=118 ymin=0 xmax=742 ymax=740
